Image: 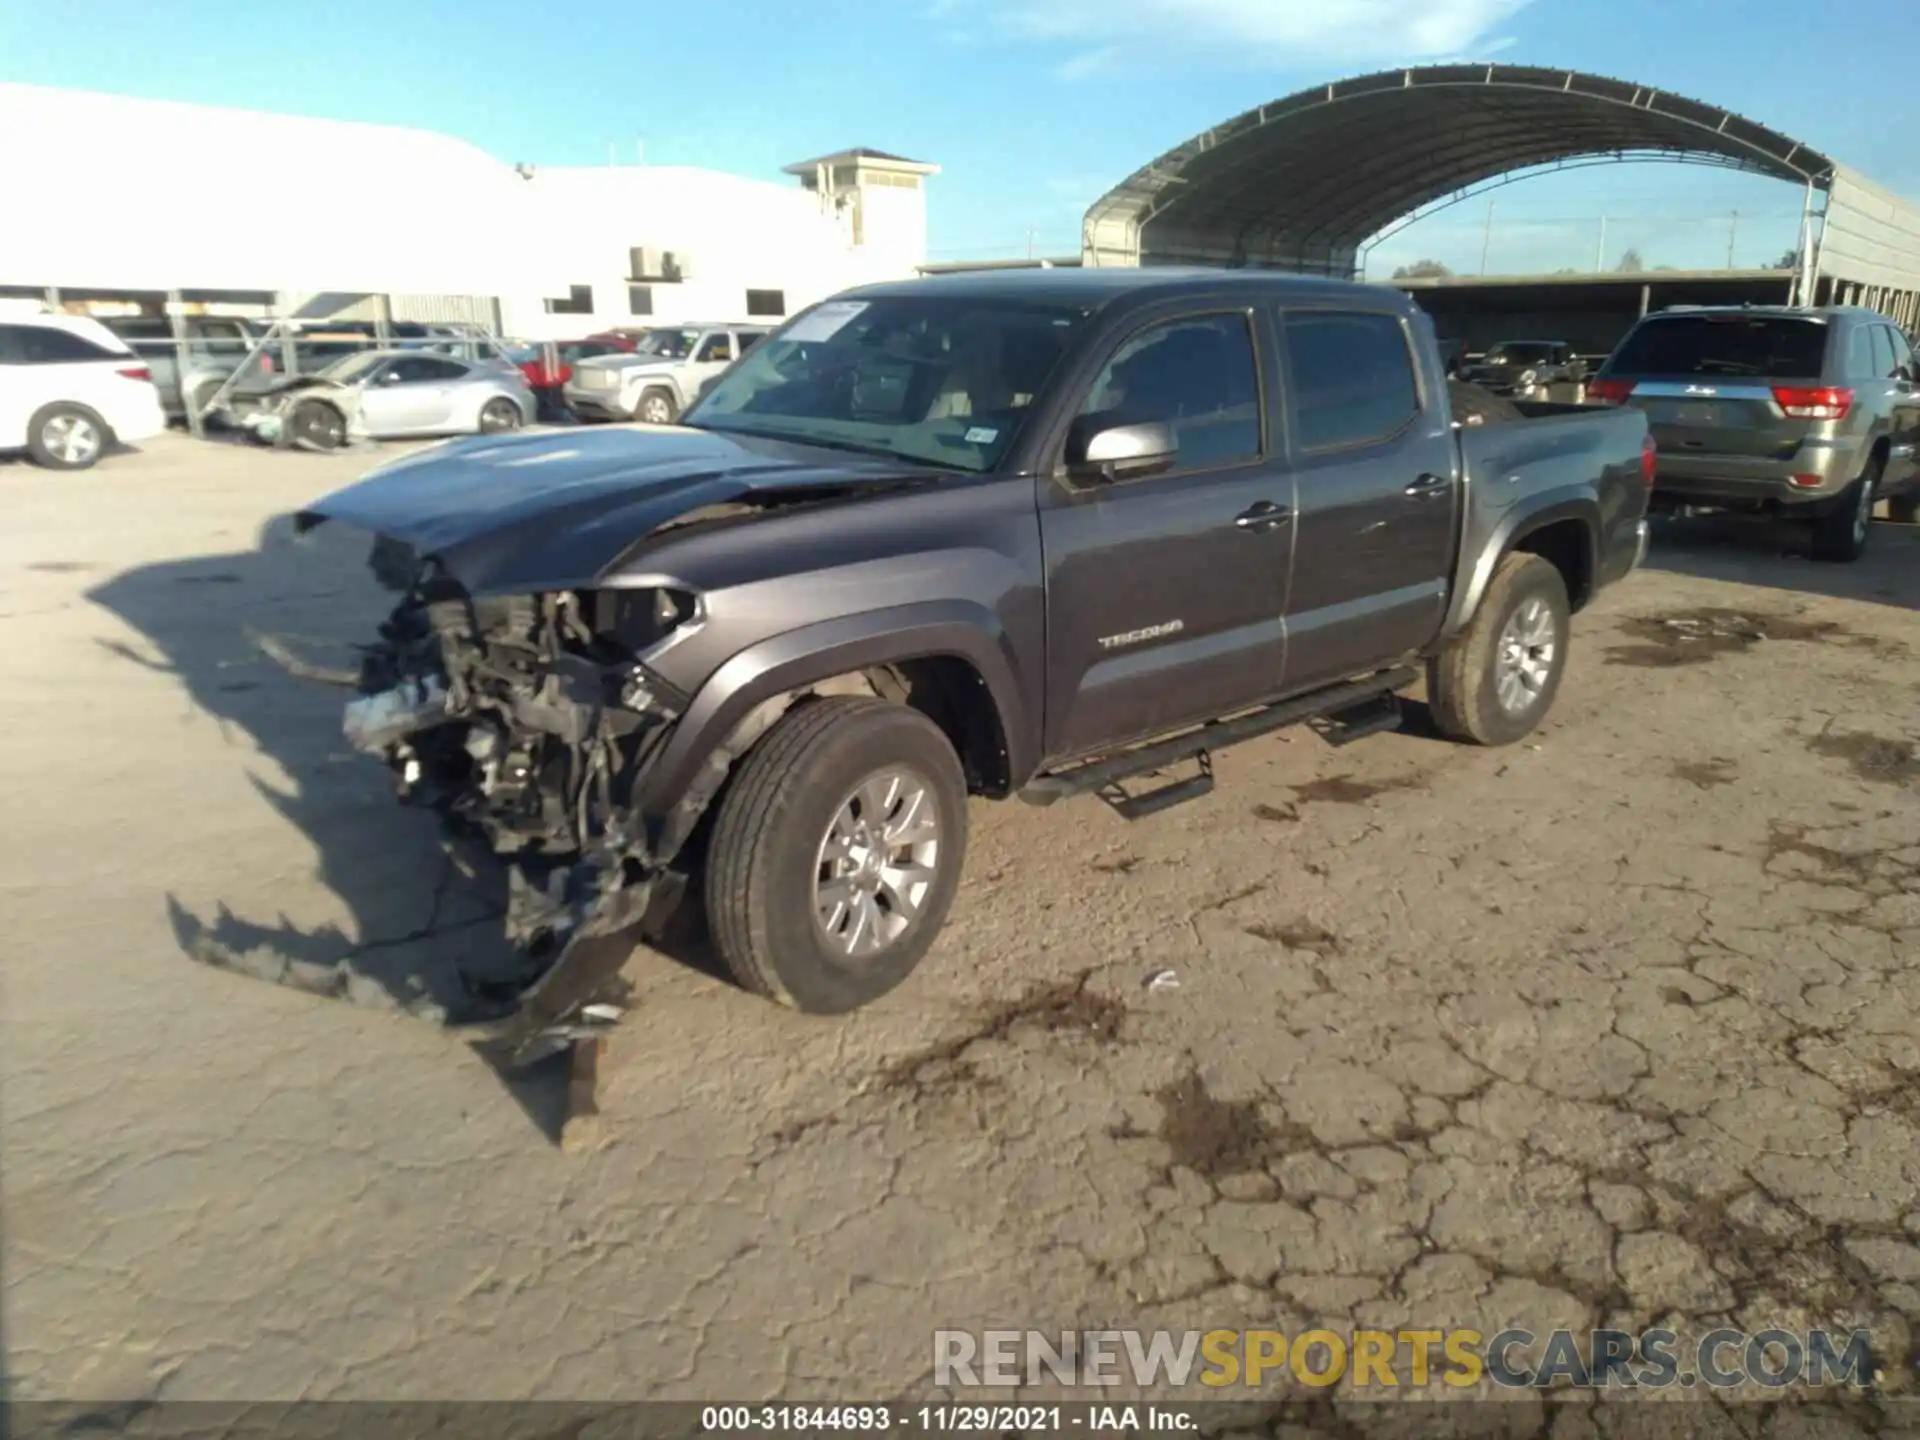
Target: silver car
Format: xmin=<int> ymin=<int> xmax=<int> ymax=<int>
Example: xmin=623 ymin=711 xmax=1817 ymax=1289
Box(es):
xmin=237 ymin=348 xmax=538 ymax=451
xmin=564 ymin=324 xmax=770 ymax=424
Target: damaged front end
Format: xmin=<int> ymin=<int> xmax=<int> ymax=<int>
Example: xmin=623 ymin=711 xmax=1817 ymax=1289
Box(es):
xmin=343 ymin=542 xmax=697 ymax=1066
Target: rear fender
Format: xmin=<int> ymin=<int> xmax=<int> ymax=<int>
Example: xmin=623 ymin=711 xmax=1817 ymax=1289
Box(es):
xmin=636 ymin=600 xmax=1033 ymax=860
xmin=1442 ymin=487 xmax=1598 ymax=640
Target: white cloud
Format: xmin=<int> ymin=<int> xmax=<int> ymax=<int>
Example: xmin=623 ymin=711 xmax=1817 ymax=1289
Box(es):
xmin=979 ymin=0 xmax=1534 ymax=70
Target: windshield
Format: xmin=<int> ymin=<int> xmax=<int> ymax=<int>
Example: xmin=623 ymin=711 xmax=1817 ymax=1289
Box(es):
xmin=1484 ymin=342 xmax=1554 ymax=362
xmin=682 ymin=297 xmax=1085 ymax=472
xmin=630 ymin=328 xmax=701 ymax=359
xmin=317 ymin=351 xmax=388 ymax=383
xmin=1605 ymin=315 xmax=1829 ymax=378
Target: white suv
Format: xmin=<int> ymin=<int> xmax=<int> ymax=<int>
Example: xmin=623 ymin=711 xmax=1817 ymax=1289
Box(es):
xmin=0 ymin=312 xmax=168 ymax=470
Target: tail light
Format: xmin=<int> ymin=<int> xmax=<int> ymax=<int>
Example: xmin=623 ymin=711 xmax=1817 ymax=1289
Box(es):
xmin=1640 ymin=434 xmax=1657 ymax=487
xmin=115 ymin=365 xmax=152 ymax=381
xmin=1771 ymin=385 xmax=1853 ymax=420
xmin=1586 ymin=377 xmax=1635 ymax=405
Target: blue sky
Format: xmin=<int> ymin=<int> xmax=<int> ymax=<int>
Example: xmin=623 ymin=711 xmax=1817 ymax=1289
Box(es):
xmin=6 ymin=0 xmax=1918 ymax=274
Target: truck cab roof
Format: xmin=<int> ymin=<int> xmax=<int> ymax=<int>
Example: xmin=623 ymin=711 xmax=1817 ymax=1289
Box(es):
xmin=841 ymin=266 xmax=1410 ymax=314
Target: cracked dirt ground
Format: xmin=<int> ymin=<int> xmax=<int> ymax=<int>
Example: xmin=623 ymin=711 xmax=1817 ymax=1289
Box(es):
xmin=4 ymin=437 xmax=1918 ymax=1417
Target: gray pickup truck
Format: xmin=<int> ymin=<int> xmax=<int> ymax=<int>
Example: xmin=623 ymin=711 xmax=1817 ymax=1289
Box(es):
xmin=293 ymin=268 xmax=1652 ymax=1062
xmin=1587 ymin=304 xmax=1920 ymax=560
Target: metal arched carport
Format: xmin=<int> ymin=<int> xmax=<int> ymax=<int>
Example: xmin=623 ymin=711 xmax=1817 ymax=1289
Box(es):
xmin=1082 ymin=65 xmax=1920 ymax=329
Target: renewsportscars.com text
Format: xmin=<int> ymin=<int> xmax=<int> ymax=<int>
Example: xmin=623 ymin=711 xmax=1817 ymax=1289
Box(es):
xmin=933 ymin=1327 xmax=1877 ymax=1391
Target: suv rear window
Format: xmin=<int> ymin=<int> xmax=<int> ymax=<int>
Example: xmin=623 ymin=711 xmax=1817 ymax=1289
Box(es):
xmin=1607 ymin=315 xmax=1828 ymax=379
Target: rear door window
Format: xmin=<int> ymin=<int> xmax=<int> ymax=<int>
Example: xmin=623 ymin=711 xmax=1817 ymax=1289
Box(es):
xmin=1608 ymin=315 xmax=1829 ymax=379
xmin=1845 ymin=325 xmax=1880 ymax=380
xmin=1 ymin=323 xmax=123 ymax=364
xmin=1281 ymin=310 xmax=1422 ymax=452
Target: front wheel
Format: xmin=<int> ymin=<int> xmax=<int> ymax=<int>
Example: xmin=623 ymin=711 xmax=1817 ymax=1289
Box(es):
xmin=704 ymin=697 xmax=968 ymax=1014
xmin=1427 ymin=552 xmax=1571 ymax=747
xmin=634 ymin=386 xmax=677 ymax=425
xmin=1808 ymin=456 xmax=1879 ymax=563
xmin=1883 ymin=489 xmax=1918 ymax=525
xmin=286 ymin=399 xmax=347 ymax=452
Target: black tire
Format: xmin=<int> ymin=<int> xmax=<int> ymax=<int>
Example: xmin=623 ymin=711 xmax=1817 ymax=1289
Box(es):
xmin=478 ymin=397 xmax=522 ymax=434
xmin=1885 ymin=490 xmax=1919 ymax=525
xmin=1427 ymin=552 xmax=1572 ymax=747
xmin=27 ymin=402 xmax=110 ymax=471
xmin=287 ymin=399 xmax=347 ymax=452
xmin=634 ymin=386 xmax=677 ymax=425
xmin=704 ymin=696 xmax=968 ymax=1014
xmin=1807 ymin=455 xmax=1880 ymax=563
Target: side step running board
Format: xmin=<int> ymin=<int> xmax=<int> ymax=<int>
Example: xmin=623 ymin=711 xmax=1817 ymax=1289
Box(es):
xmin=1019 ymin=667 xmax=1419 ymax=810
xmin=1312 ymin=692 xmax=1404 ymax=748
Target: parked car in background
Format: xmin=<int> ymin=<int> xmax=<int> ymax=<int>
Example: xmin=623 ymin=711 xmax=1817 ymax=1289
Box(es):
xmin=0 ymin=311 xmax=166 ymax=470
xmin=1457 ymin=339 xmax=1587 ymax=394
xmin=563 ymin=323 xmax=771 ymax=424
xmin=233 ymin=347 xmax=537 ymax=452
xmin=293 ymin=268 xmax=1650 ymax=1057
xmin=1587 ymin=304 xmax=1920 ymax=560
xmin=100 ymin=314 xmax=280 ymax=419
xmin=514 ymin=335 xmax=638 ymax=419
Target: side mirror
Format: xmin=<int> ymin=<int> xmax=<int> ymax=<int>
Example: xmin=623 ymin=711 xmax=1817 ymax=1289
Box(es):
xmin=1070 ymin=421 xmax=1178 ymax=483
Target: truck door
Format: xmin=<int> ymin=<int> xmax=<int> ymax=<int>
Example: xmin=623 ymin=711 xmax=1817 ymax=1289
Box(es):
xmin=1037 ymin=308 xmax=1294 ymax=763
xmin=1275 ymin=307 xmax=1459 ymax=691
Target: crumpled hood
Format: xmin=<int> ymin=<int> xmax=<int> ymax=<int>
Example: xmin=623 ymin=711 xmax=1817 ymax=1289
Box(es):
xmin=294 ymin=426 xmax=943 ymax=595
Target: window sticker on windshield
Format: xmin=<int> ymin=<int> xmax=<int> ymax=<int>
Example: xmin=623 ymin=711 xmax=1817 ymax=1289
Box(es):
xmin=782 ymin=301 xmax=869 ymax=344
xmin=963 ymin=425 xmax=999 ymax=444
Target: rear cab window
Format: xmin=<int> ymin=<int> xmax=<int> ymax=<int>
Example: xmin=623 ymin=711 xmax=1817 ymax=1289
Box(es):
xmin=1279 ymin=309 xmax=1422 ymax=452
xmin=1606 ymin=314 xmax=1830 ymax=380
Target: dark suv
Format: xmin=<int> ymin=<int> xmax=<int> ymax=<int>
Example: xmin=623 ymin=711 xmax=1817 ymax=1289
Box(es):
xmin=1589 ymin=305 xmax=1920 ymax=561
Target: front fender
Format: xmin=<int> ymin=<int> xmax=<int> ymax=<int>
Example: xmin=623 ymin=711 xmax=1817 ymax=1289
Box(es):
xmin=1442 ymin=486 xmax=1598 ymax=640
xmin=636 ymin=598 xmax=1034 ymax=824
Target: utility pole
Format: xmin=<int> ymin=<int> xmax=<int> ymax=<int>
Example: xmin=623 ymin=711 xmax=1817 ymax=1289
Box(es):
xmin=636 ymin=137 xmax=645 ymax=164
xmin=1595 ymin=216 xmax=1607 ymax=272
xmin=1026 ymin=229 xmax=1035 ymax=260
xmin=1726 ymin=208 xmax=1739 ymax=268
xmin=1480 ymin=197 xmax=1495 ymax=276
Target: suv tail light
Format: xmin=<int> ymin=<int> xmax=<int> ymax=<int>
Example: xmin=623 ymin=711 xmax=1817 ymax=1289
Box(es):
xmin=1640 ymin=434 xmax=1657 ymax=487
xmin=1586 ymin=377 xmax=1635 ymax=405
xmin=115 ymin=365 xmax=152 ymax=382
xmin=1771 ymin=384 xmax=1853 ymax=420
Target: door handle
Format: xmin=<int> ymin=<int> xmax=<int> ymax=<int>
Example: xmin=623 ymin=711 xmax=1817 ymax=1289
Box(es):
xmin=1234 ymin=500 xmax=1292 ymax=532
xmin=1404 ymin=473 xmax=1450 ymax=498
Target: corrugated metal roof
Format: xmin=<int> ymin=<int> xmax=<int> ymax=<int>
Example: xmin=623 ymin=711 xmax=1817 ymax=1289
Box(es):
xmin=1083 ymin=65 xmax=1843 ymax=276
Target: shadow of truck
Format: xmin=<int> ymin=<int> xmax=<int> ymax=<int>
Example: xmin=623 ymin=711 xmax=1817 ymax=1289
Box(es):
xmin=84 ymin=513 xmax=589 ymax=1137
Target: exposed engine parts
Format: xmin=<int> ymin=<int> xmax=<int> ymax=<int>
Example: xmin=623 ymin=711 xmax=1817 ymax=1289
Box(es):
xmin=340 ymin=554 xmax=697 ymax=1064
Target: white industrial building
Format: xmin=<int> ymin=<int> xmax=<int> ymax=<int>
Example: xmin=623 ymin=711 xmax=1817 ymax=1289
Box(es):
xmin=0 ymin=83 xmax=937 ymax=338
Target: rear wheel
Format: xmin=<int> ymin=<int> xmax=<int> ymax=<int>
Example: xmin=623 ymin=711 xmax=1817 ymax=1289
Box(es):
xmin=27 ymin=403 xmax=108 ymax=470
xmin=1808 ymin=455 xmax=1879 ymax=563
xmin=478 ymin=397 xmax=522 ymax=433
xmin=635 ymin=386 xmax=677 ymax=425
xmin=1428 ymin=552 xmax=1571 ymax=747
xmin=704 ymin=697 xmax=968 ymax=1014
